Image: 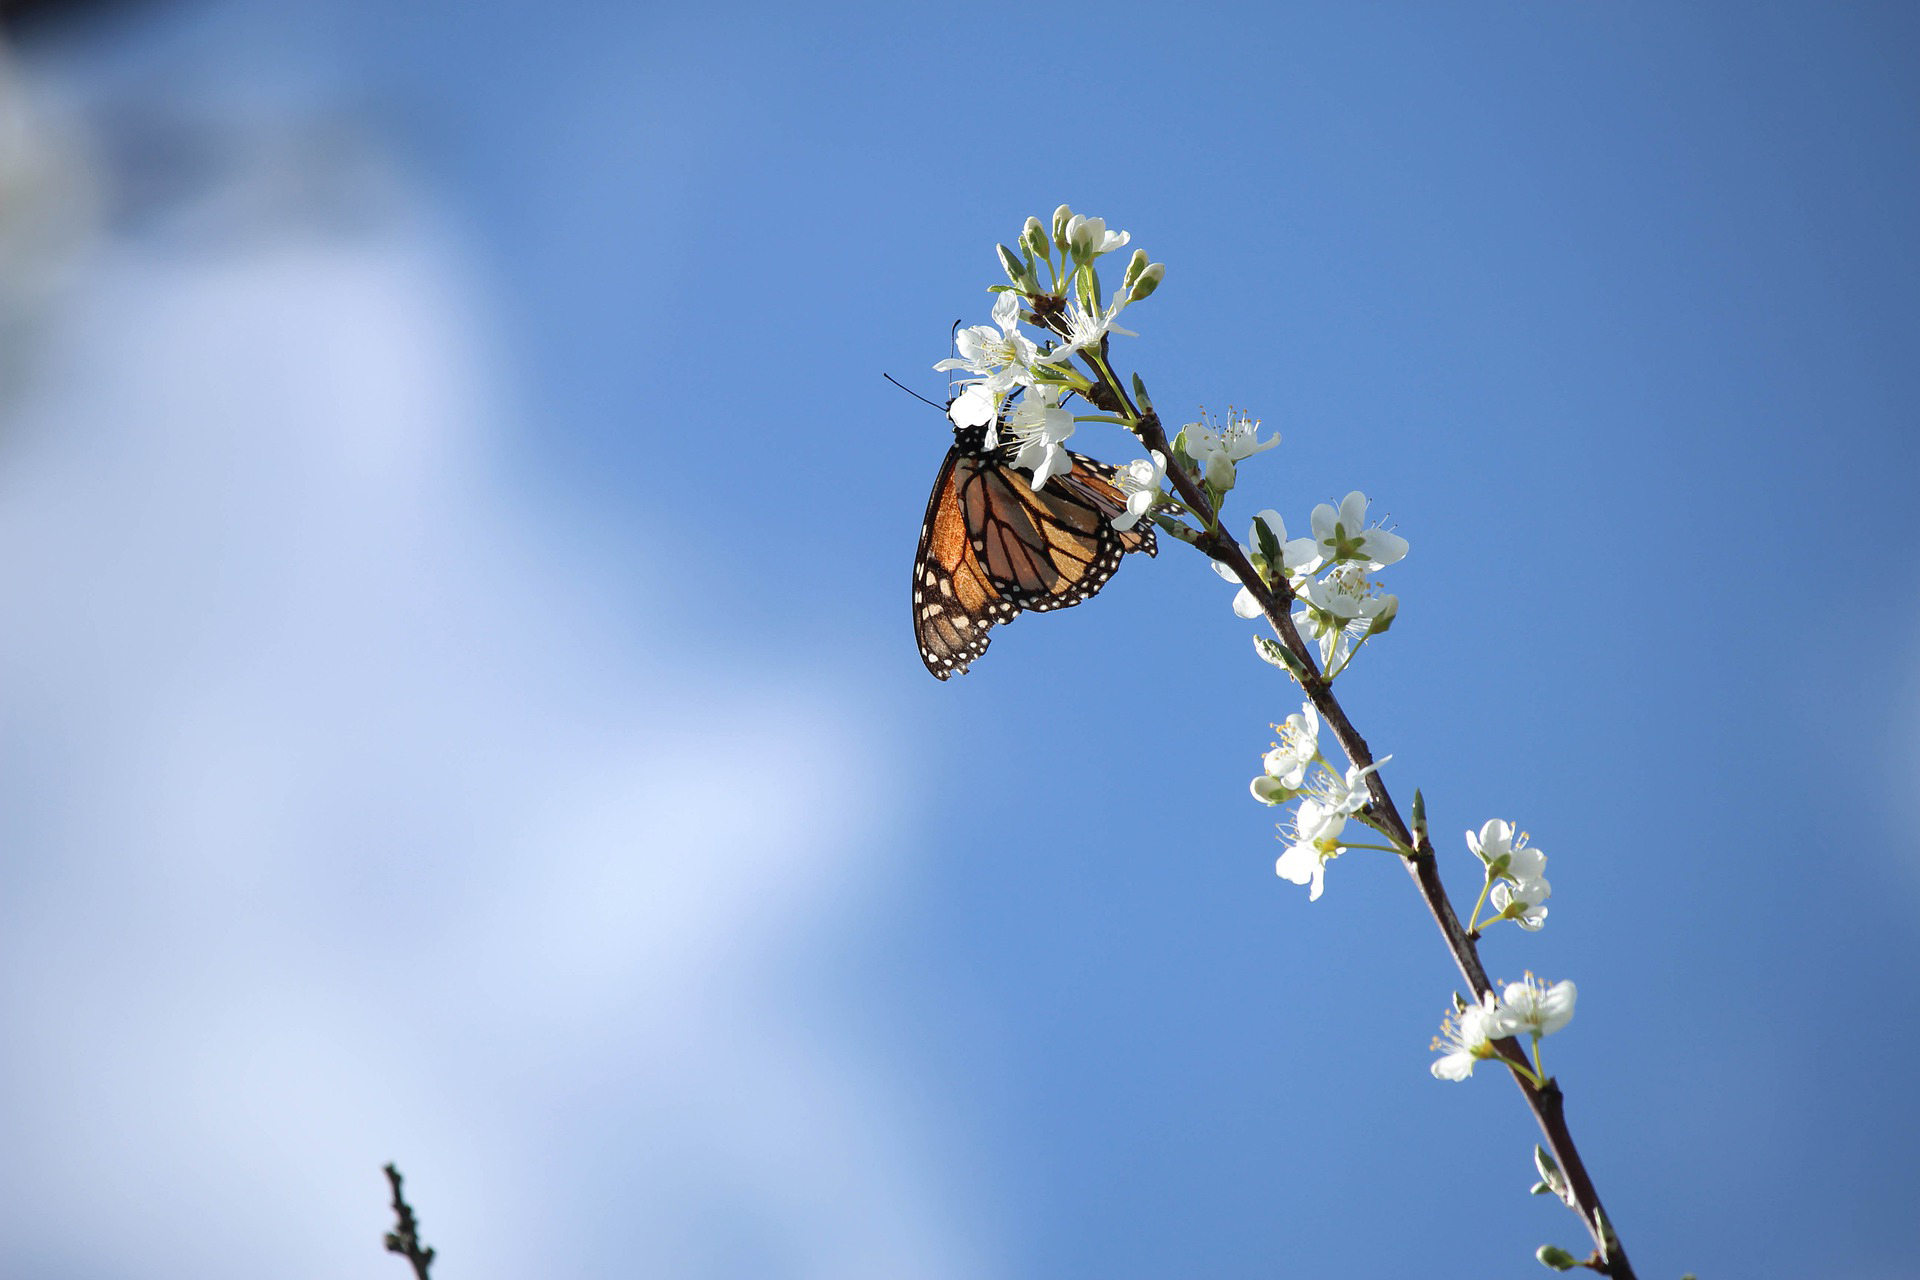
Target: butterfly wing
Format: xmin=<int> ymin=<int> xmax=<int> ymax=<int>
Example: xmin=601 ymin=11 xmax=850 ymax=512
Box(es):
xmin=968 ymin=451 xmax=1157 ymax=613
xmin=913 ymin=448 xmax=1024 ymax=680
xmin=914 ymin=445 xmax=1157 ymax=679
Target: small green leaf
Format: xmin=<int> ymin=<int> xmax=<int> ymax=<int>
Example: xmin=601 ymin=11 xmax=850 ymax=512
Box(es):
xmin=1253 ymin=516 xmax=1283 ymax=572
xmin=996 ymin=243 xmax=1025 ymax=286
xmin=1131 ymin=372 xmax=1154 ymax=412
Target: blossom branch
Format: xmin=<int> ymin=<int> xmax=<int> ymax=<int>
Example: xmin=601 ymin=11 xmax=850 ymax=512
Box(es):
xmin=1117 ymin=393 xmax=1635 ymax=1278
xmin=970 ymin=208 xmax=1641 ymax=1274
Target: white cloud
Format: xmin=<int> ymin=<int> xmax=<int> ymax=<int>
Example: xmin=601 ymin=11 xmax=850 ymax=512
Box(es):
xmin=0 ymin=118 xmax=981 ymax=1280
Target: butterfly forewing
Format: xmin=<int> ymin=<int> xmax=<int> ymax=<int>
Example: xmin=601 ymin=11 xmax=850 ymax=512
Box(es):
xmin=913 ymin=451 xmax=1020 ymax=679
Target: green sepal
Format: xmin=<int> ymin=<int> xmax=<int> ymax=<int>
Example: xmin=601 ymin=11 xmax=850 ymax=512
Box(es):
xmin=1074 ymin=262 xmax=1102 ymax=311
xmin=1365 ymin=595 xmax=1399 ymax=637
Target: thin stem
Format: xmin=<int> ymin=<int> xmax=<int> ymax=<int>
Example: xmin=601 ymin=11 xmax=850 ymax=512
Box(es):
xmin=1467 ymin=874 xmax=1493 ymax=934
xmin=1340 ymin=841 xmax=1412 ymax=855
xmin=1503 ymin=1056 xmax=1546 ymax=1091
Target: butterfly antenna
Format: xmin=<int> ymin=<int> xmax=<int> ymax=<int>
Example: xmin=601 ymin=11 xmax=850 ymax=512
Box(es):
xmin=948 ymin=319 xmax=963 ymax=400
xmin=883 ymin=372 xmax=947 ymax=412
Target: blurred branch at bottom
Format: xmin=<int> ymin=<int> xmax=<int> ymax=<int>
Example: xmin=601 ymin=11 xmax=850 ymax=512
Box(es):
xmin=382 ymin=1163 xmax=436 ymax=1279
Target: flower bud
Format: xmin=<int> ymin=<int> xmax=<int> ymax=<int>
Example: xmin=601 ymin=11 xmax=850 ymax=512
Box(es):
xmin=1051 ymin=203 xmax=1074 ymax=253
xmin=1170 ymin=425 xmax=1196 ymax=472
xmin=1535 ymin=1245 xmax=1579 ymax=1271
xmin=1532 ymin=1145 xmax=1573 ymax=1205
xmin=1022 ymin=216 xmax=1048 ymax=259
xmin=1064 ymin=214 xmax=1096 ymax=261
xmin=1128 ymin=261 xmax=1165 ymax=301
xmin=1122 ymin=248 xmax=1148 ymax=292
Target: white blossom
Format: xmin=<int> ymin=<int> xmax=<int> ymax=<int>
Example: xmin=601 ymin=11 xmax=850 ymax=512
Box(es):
xmin=1183 ymin=411 xmax=1279 ymax=489
xmin=934 ymin=292 xmax=1039 ymax=395
xmin=1495 ymin=975 xmax=1576 ymax=1039
xmin=946 ymin=382 xmax=999 ymax=431
xmin=1467 ymin=819 xmax=1544 ymax=883
xmin=1490 ymin=875 xmax=1551 ymax=930
xmin=1430 ymin=994 xmax=1505 ymax=1081
xmin=1250 ymin=704 xmax=1320 ymax=804
xmin=1063 ymin=213 xmax=1130 ymax=261
xmin=1002 ymin=385 xmax=1076 ymax=489
xmin=1212 ymin=510 xmax=1320 ymax=619
xmin=1293 ymin=565 xmax=1396 ymax=666
xmin=1315 ymin=756 xmax=1389 ymax=818
xmin=1275 ymin=798 xmax=1350 ymax=901
xmin=1033 ymin=294 xmax=1137 ymax=366
xmin=1310 ymin=491 xmax=1408 ymax=569
xmin=1111 ymin=451 xmax=1166 ymax=532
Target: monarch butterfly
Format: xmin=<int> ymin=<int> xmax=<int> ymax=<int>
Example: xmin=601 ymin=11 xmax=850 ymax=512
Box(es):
xmin=913 ymin=417 xmax=1156 ymax=679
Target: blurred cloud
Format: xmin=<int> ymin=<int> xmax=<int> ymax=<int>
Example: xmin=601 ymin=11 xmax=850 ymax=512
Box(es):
xmin=0 ymin=54 xmax=978 ymax=1280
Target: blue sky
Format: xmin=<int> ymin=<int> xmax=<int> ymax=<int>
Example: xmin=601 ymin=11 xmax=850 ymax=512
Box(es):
xmin=2 ymin=2 xmax=1916 ymax=1278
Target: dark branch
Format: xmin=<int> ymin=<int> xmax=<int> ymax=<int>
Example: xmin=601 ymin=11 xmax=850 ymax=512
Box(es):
xmin=382 ymin=1163 xmax=436 ymax=1280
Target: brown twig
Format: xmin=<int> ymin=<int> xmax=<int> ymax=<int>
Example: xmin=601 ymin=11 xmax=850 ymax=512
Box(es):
xmin=1060 ymin=327 xmax=1635 ymax=1277
xmin=382 ymin=1163 xmax=436 ymax=1280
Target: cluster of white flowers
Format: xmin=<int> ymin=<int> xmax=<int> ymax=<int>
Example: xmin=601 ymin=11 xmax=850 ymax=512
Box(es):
xmin=1249 ymin=719 xmax=1575 ymax=1079
xmin=1468 ymin=818 xmax=1551 ymax=931
xmin=1430 ymin=974 xmax=1576 ymax=1081
xmin=1249 ymin=702 xmax=1389 ymax=901
xmin=1425 ymin=825 xmax=1569 ymax=1082
xmin=1206 ymin=487 xmax=1408 ymax=676
xmin=934 ymin=205 xmax=1165 ymax=493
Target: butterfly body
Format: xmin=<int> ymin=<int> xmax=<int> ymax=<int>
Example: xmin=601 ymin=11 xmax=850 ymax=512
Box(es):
xmin=912 ymin=422 xmax=1155 ymax=679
